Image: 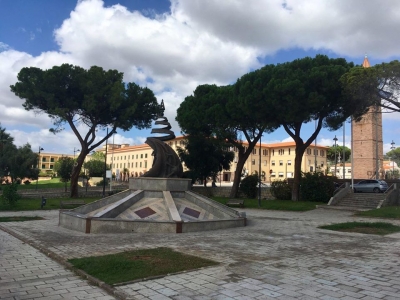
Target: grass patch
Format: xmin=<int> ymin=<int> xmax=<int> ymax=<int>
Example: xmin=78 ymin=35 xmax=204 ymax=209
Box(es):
xmin=68 ymin=247 xmax=218 ymax=285
xmin=319 ymin=222 xmax=400 ymax=235
xmin=11 ymin=178 xmax=66 ymax=190
xmin=0 ymin=197 xmax=99 ymax=211
xmin=0 ymin=216 xmax=44 ymax=222
xmin=355 ymin=206 xmax=400 ymax=219
xmin=212 ymin=197 xmax=322 ymax=211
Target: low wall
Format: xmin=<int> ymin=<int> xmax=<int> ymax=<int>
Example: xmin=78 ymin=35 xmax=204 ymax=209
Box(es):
xmin=381 ymin=189 xmax=400 ymax=207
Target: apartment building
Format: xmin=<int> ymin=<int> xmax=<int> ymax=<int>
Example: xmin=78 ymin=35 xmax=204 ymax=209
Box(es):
xmin=101 ymin=136 xmax=328 ymax=182
xmin=37 ymin=152 xmax=91 ymax=173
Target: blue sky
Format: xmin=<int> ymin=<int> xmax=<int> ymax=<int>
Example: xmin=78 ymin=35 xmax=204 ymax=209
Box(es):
xmin=0 ymin=0 xmax=399 ymax=155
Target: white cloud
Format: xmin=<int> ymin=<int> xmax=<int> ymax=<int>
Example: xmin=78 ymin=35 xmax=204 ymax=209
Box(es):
xmin=0 ymin=42 xmax=9 ymax=51
xmin=173 ymin=0 xmax=400 ymax=59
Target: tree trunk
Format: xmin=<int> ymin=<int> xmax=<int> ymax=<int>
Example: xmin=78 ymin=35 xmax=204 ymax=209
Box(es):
xmin=291 ymin=146 xmax=306 ymax=201
xmin=229 ymin=152 xmax=249 ymax=198
xmin=70 ymin=152 xmax=86 ymax=198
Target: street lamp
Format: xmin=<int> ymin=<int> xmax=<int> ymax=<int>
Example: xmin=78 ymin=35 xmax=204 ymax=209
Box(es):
xmin=333 ymin=135 xmax=338 ymax=177
xmin=391 ymin=140 xmax=396 ymax=178
xmin=36 ymin=146 xmax=44 ymax=191
xmin=258 ymin=134 xmax=262 ymax=208
xmin=73 ymin=147 xmax=80 ymax=158
xmin=103 ymin=128 xmax=109 ymax=197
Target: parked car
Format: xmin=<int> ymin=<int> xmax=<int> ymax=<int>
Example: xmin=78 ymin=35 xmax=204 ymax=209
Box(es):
xmin=351 ymin=180 xmax=388 ymax=193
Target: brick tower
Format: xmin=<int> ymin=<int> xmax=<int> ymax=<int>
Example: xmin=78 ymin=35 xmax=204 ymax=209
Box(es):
xmin=352 ymin=55 xmax=384 ymax=179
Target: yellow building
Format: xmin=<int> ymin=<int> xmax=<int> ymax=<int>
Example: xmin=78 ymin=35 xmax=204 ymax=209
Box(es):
xmin=101 ymin=136 xmax=328 ymax=182
xmin=36 ymin=152 xmax=91 ymax=174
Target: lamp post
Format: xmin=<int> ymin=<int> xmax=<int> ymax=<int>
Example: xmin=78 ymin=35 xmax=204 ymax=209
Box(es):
xmin=102 ymin=128 xmax=109 ymax=197
xmin=36 ymin=146 xmax=44 ymax=191
xmin=333 ymin=135 xmax=338 ymax=177
xmin=391 ymin=140 xmax=395 ymax=178
xmin=343 ymin=121 xmax=346 ymax=180
xmin=73 ymin=147 xmax=80 ymax=158
xmin=0 ymin=135 xmax=6 ymax=179
xmin=258 ymin=134 xmax=262 ymax=208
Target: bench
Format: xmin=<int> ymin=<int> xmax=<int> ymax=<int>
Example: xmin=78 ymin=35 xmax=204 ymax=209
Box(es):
xmin=60 ymin=200 xmax=85 ymax=209
xmin=226 ymin=199 xmax=245 ymax=208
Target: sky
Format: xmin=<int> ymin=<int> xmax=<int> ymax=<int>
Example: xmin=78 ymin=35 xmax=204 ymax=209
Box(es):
xmin=1 ymin=0 xmax=400 ymax=155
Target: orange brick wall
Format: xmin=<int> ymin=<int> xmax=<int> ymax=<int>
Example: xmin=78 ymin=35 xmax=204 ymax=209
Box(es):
xmin=352 ymin=105 xmax=384 ymax=179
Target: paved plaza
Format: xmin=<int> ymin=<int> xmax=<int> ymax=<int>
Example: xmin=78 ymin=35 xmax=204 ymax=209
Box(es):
xmin=1 ymin=207 xmax=400 ymax=299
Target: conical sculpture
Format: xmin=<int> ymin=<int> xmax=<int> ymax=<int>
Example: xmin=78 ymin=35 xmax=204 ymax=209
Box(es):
xmin=142 ymin=100 xmax=183 ymax=178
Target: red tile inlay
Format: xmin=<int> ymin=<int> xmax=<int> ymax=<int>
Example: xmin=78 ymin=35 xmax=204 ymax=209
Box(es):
xmin=135 ymin=207 xmax=156 ymax=218
xmin=183 ymin=207 xmax=200 ymax=218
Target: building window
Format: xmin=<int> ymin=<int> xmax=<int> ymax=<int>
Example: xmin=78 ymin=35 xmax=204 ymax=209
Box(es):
xmin=42 ymin=157 xmax=46 ymax=162
xmin=320 ymin=150 xmax=325 ymax=157
xmin=272 ymin=149 xmax=275 ymax=156
xmin=140 ymin=162 xmax=142 ymax=168
xmin=271 ymin=160 xmax=275 ymax=166
xmin=271 ymin=172 xmax=276 ymax=178
xmin=136 ymin=155 xmax=138 ymax=159
xmin=135 ymin=162 xmax=138 ymax=167
xmin=287 ymin=172 xmax=293 ymax=178
xmin=278 ymin=172 xmax=284 ymax=178
xmin=289 ymin=148 xmax=291 ymax=155
xmin=348 ymin=169 xmax=351 ymax=173
xmin=321 ymin=162 xmax=324 ymax=168
xmin=263 ymin=160 xmax=267 ymax=166
xmin=124 ymin=156 xmax=126 ymax=160
xmin=263 ymin=149 xmax=268 ymax=156
xmin=279 ymin=160 xmax=283 ymax=166
xmin=50 ymin=158 xmax=54 ymax=162
xmin=252 ymin=148 xmax=256 ymax=154
xmin=124 ymin=163 xmax=126 ymax=167
xmin=41 ymin=164 xmax=45 ymax=169
xmin=145 ymin=161 xmax=147 ymax=168
xmin=287 ymin=160 xmax=292 ymax=166
xmin=307 ymin=149 xmax=311 ymax=155
xmin=278 ymin=149 xmax=284 ymax=155
xmin=141 ymin=154 xmax=143 ymax=158
xmin=252 ymin=159 xmax=255 ymax=165
xmin=314 ymin=149 xmax=318 ymax=155
xmin=50 ymin=165 xmax=53 ymax=169
xmin=145 ymin=153 xmax=148 ymax=158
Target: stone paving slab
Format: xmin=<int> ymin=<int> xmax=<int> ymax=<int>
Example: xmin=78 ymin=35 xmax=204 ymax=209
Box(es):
xmin=1 ymin=208 xmax=400 ymax=299
xmin=0 ymin=227 xmax=116 ymax=300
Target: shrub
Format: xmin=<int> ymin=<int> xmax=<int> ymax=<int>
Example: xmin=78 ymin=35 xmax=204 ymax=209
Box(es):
xmin=239 ymin=174 xmax=259 ymax=198
xmin=300 ymin=172 xmax=335 ymax=203
xmin=23 ymin=180 xmax=31 ymax=185
xmin=15 ymin=178 xmax=22 ymax=184
xmin=182 ymin=170 xmax=197 ymax=184
xmin=1 ymin=183 xmax=21 ymax=206
xmin=96 ymin=179 xmax=109 ymax=187
xmin=270 ymin=180 xmax=292 ymax=200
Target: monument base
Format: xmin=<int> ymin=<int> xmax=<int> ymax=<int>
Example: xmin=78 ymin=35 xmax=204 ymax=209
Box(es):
xmin=60 ymin=177 xmax=246 ymax=234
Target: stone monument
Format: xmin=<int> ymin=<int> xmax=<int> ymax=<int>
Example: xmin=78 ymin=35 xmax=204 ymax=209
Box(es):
xmin=59 ymin=100 xmax=246 ymax=234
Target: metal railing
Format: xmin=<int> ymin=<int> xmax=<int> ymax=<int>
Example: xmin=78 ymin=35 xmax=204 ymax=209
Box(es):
xmin=384 ymin=184 xmax=395 ymax=194
xmin=333 ymin=183 xmax=345 ymax=195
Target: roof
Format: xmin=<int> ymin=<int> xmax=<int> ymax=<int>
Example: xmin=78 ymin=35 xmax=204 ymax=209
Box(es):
xmin=362 ymin=55 xmax=370 ymax=68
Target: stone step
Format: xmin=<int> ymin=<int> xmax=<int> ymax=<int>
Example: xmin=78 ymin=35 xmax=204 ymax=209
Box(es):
xmin=339 ymin=202 xmax=379 ymax=208
xmin=338 ymin=199 xmax=381 ymax=207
